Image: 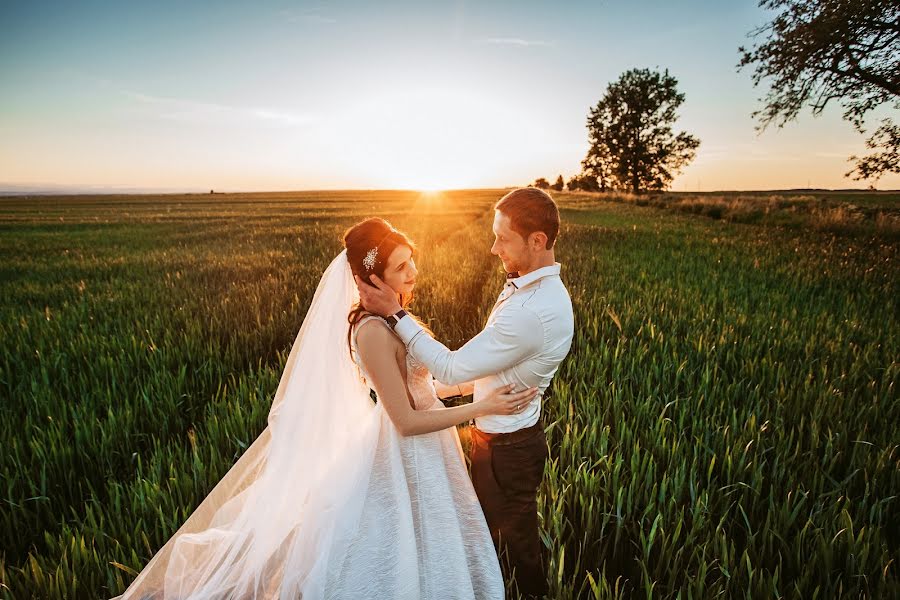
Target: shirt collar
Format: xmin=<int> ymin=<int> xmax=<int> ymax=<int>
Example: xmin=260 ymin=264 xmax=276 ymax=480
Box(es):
xmin=505 ymin=262 xmax=561 ymax=290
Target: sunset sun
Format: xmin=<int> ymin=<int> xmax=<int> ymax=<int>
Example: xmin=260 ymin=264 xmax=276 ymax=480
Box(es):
xmin=328 ymin=86 xmax=530 ymax=192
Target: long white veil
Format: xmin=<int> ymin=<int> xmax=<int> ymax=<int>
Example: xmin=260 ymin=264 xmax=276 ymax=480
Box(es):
xmin=112 ymin=249 xmax=382 ymax=599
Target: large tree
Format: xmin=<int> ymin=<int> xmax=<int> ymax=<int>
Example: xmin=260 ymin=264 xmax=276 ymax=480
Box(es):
xmin=580 ymin=140 xmax=614 ymax=192
xmin=583 ymin=68 xmax=700 ymax=194
xmin=738 ymin=0 xmax=900 ymax=183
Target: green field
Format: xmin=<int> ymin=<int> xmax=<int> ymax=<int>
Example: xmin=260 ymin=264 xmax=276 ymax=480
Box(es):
xmin=1 ymin=190 xmax=897 ymax=599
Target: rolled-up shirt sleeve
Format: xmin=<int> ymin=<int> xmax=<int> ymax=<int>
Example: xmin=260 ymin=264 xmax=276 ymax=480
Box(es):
xmin=393 ymin=305 xmax=544 ymax=385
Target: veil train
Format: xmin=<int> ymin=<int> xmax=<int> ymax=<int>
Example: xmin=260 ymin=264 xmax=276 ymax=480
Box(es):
xmin=112 ymin=249 xmax=381 ymax=599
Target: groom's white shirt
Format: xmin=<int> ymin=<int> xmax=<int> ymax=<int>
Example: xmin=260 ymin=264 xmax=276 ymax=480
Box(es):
xmin=393 ymin=262 xmax=574 ymax=433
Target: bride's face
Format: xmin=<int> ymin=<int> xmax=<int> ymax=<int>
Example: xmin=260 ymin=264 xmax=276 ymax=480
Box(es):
xmin=382 ymin=245 xmax=418 ymax=295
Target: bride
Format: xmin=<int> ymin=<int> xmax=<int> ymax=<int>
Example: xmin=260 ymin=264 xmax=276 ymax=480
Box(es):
xmin=111 ymin=217 xmax=537 ymax=599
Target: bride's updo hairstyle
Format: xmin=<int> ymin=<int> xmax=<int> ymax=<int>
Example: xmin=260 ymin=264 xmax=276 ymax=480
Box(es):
xmin=343 ymin=217 xmax=424 ymax=357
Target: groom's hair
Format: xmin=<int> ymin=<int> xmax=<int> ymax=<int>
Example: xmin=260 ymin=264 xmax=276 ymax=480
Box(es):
xmin=494 ymin=188 xmax=560 ymax=250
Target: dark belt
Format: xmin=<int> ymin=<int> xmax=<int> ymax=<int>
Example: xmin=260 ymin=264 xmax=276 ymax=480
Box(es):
xmin=472 ymin=419 xmax=544 ymax=446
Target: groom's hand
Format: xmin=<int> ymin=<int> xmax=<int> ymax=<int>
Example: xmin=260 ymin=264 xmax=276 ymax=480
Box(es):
xmin=354 ymin=274 xmax=403 ymax=317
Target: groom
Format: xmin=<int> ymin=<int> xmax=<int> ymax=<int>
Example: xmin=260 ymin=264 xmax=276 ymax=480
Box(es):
xmin=355 ymin=187 xmax=574 ymax=597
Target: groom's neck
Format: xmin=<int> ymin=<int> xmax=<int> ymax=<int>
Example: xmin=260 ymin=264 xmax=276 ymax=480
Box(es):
xmin=516 ymin=251 xmax=556 ymax=277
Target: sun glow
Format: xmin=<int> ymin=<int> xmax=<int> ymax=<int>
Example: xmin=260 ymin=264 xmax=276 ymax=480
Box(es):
xmin=326 ymin=87 xmax=531 ymax=192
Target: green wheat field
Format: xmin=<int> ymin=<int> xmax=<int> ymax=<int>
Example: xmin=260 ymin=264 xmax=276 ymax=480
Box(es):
xmin=1 ymin=189 xmax=898 ymax=599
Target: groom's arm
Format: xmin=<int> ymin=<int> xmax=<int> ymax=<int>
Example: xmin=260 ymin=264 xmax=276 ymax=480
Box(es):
xmin=394 ymin=305 xmax=544 ymax=385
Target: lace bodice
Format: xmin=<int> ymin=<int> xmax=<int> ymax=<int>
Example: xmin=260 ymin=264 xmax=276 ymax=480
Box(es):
xmin=351 ymin=315 xmax=441 ymax=410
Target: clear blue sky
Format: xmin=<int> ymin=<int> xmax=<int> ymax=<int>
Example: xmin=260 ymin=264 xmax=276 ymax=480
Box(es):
xmin=2 ymin=0 xmax=896 ymax=192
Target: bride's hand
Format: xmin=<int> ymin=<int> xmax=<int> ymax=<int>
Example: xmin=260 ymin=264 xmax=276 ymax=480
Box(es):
xmin=478 ymin=383 xmax=538 ymax=416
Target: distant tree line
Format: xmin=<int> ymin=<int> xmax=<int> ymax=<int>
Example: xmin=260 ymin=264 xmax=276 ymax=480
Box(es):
xmin=531 ymin=176 xmax=564 ymax=191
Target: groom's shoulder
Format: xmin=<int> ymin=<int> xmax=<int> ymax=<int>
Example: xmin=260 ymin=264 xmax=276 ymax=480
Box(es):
xmin=548 ymin=273 xmax=573 ymax=297
xmin=524 ymin=274 xmax=571 ymax=303
xmin=520 ymin=276 xmax=573 ymax=322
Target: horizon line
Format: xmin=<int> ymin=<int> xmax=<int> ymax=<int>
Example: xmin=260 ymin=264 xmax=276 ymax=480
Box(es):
xmin=1 ymin=184 xmax=897 ymax=197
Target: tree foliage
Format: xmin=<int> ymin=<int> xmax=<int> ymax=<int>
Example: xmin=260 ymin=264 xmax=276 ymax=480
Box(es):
xmin=581 ymin=141 xmax=614 ymax=192
xmin=566 ymin=173 xmax=600 ymax=192
xmin=738 ymin=0 xmax=900 ymax=182
xmin=583 ymin=68 xmax=699 ymax=194
xmin=849 ymin=119 xmax=900 ymax=181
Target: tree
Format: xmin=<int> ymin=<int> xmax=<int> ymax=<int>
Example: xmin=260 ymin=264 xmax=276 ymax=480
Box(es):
xmin=566 ymin=173 xmax=600 ymax=192
xmin=533 ymin=177 xmax=550 ymax=189
xmin=738 ymin=0 xmax=900 ymax=183
xmin=551 ymin=175 xmax=564 ymax=191
xmin=584 ymin=68 xmax=700 ymax=194
xmin=581 ymin=141 xmax=614 ymax=191
xmin=850 ymin=120 xmax=900 ymax=181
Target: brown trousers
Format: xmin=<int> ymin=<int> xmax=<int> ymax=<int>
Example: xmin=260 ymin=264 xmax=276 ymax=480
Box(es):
xmin=470 ymin=421 xmax=549 ymax=598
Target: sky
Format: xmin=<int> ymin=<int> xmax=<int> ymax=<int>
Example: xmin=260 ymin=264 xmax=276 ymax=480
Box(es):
xmin=2 ymin=0 xmax=898 ymax=193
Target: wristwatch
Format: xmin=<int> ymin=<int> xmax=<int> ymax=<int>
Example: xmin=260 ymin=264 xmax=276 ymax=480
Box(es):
xmin=385 ymin=309 xmax=408 ymax=330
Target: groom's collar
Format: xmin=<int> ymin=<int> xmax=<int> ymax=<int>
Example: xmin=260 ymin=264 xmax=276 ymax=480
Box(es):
xmin=505 ymin=262 xmax=561 ymax=290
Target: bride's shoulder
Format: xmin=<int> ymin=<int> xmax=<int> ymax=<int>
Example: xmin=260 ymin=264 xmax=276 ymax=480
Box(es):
xmin=354 ymin=311 xmax=386 ymax=329
xmin=354 ymin=314 xmax=399 ymax=348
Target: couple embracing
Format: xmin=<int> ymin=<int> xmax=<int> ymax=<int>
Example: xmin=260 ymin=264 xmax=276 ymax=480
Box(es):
xmin=113 ymin=188 xmax=574 ymax=599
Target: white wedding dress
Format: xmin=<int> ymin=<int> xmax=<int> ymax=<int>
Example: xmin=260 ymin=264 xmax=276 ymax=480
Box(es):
xmin=111 ymin=250 xmax=503 ymax=600
xmin=324 ymin=315 xmax=504 ymax=598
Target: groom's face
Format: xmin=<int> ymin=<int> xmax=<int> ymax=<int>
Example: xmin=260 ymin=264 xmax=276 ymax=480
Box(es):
xmin=491 ymin=210 xmax=529 ymax=275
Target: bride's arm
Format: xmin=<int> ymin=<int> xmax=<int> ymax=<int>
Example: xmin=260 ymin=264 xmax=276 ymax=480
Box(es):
xmin=356 ymin=320 xmax=534 ymax=436
xmin=433 ymin=380 xmax=475 ymax=399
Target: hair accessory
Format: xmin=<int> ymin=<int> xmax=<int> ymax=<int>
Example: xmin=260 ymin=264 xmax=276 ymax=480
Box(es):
xmin=363 ymin=247 xmax=378 ymax=271
xmin=362 ymin=230 xmax=394 ymax=272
